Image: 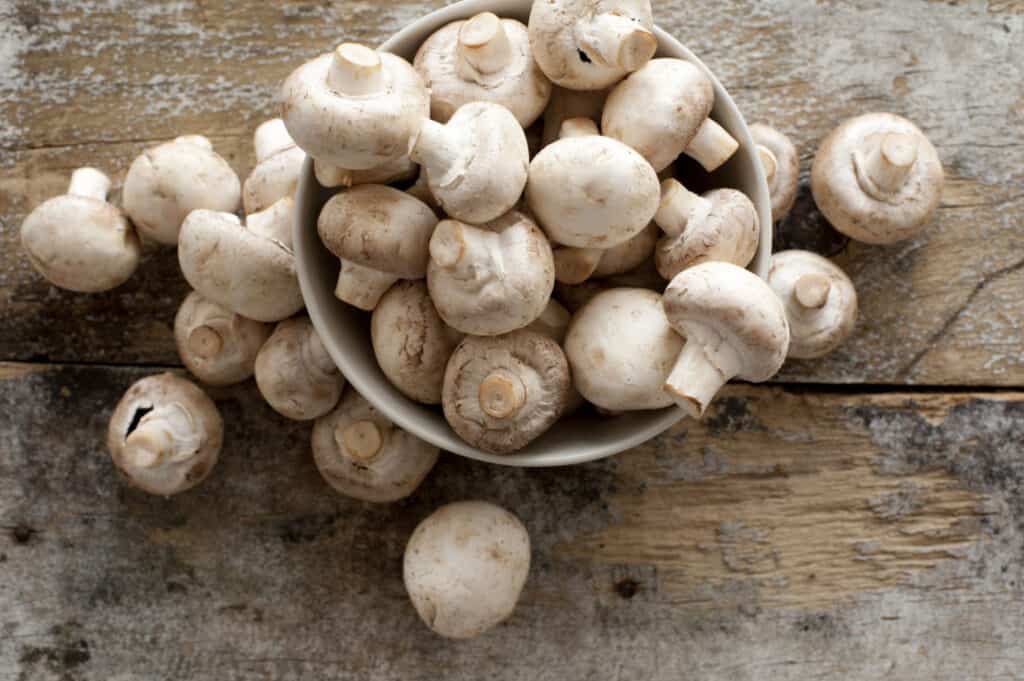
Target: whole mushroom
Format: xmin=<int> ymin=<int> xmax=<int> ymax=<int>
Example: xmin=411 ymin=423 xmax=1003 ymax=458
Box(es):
xmin=174 ymin=291 xmax=273 ymax=387
xmin=750 ymin=123 xmax=800 ymax=223
xmin=768 ymin=250 xmax=858 ymax=359
xmin=243 ymin=118 xmax=307 ymax=215
xmin=107 ymin=373 xmax=223 ymax=496
xmin=811 ymin=112 xmax=944 ymax=244
xmin=312 ymin=389 xmax=439 ymax=503
xmin=20 ymin=167 xmax=140 ymax=293
xmin=662 ymin=262 xmax=790 ymax=418
xmin=255 ymin=316 xmax=346 ymax=422
xmin=123 ymin=135 xmax=241 ymax=245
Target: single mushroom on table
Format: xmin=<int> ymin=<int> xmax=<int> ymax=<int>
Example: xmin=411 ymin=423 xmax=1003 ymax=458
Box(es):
xmin=312 ymin=389 xmax=439 ymax=503
xmin=603 ymin=59 xmax=739 ymax=173
xmin=404 ymin=500 xmax=531 ymax=639
xmin=414 ymin=12 xmax=551 ymax=127
xmin=255 ymin=316 xmax=346 ymax=421
xmin=811 ymin=112 xmax=944 ymax=244
xmin=20 ymin=167 xmax=140 ymax=293
xmin=281 ymin=43 xmax=430 ymax=171
xmin=541 ymin=86 xmax=608 ymax=146
xmin=443 ymin=330 xmax=571 ymax=455
xmin=243 ymin=118 xmax=307 ymax=215
xmin=123 ymin=135 xmax=241 ymax=245
xmin=529 ymin=0 xmax=656 ymax=91
xmin=427 ymin=211 xmax=555 ymax=336
xmin=174 ymin=291 xmax=273 ymax=387
xmin=661 ymin=262 xmax=790 ymax=418
xmin=409 ymin=101 xmax=530 ymax=224
xmin=178 ymin=197 xmax=304 ymax=323
xmin=317 ymin=185 xmax=438 ymax=311
xmin=768 ymin=250 xmax=858 ymax=359
xmin=750 ymin=123 xmax=800 ymax=223
xmin=107 ymin=373 xmax=223 ymax=496
xmin=654 ymin=179 xmax=760 ymax=280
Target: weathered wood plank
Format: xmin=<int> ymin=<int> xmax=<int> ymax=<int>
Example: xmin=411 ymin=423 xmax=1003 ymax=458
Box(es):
xmin=3 ymin=362 xmax=1024 ymax=680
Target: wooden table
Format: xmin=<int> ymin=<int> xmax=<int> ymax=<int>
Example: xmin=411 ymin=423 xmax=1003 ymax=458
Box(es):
xmin=2 ymin=1 xmax=1023 ymax=679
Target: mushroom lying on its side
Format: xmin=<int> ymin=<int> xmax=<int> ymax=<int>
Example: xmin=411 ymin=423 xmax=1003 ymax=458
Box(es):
xmin=243 ymin=118 xmax=307 ymax=215
xmin=312 ymin=389 xmax=439 ymax=503
xmin=255 ymin=316 xmax=346 ymax=422
xmin=107 ymin=373 xmax=223 ymax=496
xmin=404 ymin=501 xmax=531 ymax=639
xmin=174 ymin=291 xmax=273 ymax=387
xmin=750 ymin=123 xmax=800 ymax=223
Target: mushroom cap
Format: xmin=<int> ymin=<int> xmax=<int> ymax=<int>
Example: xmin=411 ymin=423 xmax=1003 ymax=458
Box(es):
xmin=592 ymin=222 xmax=659 ymax=278
xmin=529 ymin=0 xmax=656 ymax=90
xmin=174 ymin=291 xmax=273 ymax=387
xmin=768 ymin=250 xmax=858 ymax=359
xmin=312 ymin=389 xmax=439 ymax=503
xmin=541 ymin=86 xmax=608 ymax=147
xmin=254 ymin=316 xmax=345 ymax=421
xmin=655 ymin=188 xmax=760 ymax=280
xmin=106 ymin=373 xmax=223 ymax=496
xmin=663 ymin=262 xmax=790 ymax=383
xmin=427 ymin=212 xmax=555 ymax=336
xmin=178 ymin=202 xmax=304 ymax=323
xmin=243 ymin=144 xmax=306 ymax=215
xmin=414 ymin=16 xmax=552 ymax=127
xmin=749 ymin=123 xmax=800 ymax=223
xmin=443 ymin=330 xmax=571 ymax=455
xmin=281 ymin=49 xmax=430 ymax=170
xmin=123 ymin=137 xmax=241 ymax=245
xmin=811 ymin=112 xmax=944 ymax=244
xmin=21 ymin=195 xmax=140 ymax=293
xmin=602 ymin=58 xmax=714 ymax=173
xmin=318 ymin=185 xmax=438 ymax=278
xmin=565 ymin=288 xmax=684 ymax=411
xmin=371 ymin=281 xmax=464 ymax=405
xmin=526 ymin=134 xmax=660 ymax=248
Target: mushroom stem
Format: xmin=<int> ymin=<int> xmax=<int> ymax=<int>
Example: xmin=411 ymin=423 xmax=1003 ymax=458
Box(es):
xmin=794 ymin=273 xmax=832 ymax=309
xmin=175 ymin=135 xmax=213 ymax=150
xmin=758 ymin=144 xmax=779 ymax=188
xmin=67 ymin=167 xmax=111 ymax=201
xmin=576 ymin=13 xmax=657 ymax=71
xmin=187 ymin=324 xmax=225 ymax=360
xmin=254 ymin=119 xmax=295 ymax=162
xmin=337 ymin=420 xmax=384 ymax=464
xmin=559 ymin=117 xmax=600 ymax=139
xmin=554 ymin=247 xmax=603 ymax=284
xmin=664 ymin=340 xmax=741 ymax=419
xmin=123 ymin=403 xmax=201 ymax=469
xmin=407 ymin=119 xmax=458 ymax=181
xmin=478 ymin=369 xmax=528 ymax=419
xmin=655 ymin=179 xmax=713 ymax=238
xmin=429 ymin=220 xmax=495 ymax=276
xmin=457 ymin=12 xmax=512 ymax=78
xmin=685 ymin=119 xmax=740 ymax=172
xmin=327 ymin=43 xmax=386 ymax=96
xmin=862 ymin=132 xmax=919 ymax=195
xmin=314 ymin=160 xmax=354 ymax=189
xmin=335 ymin=260 xmax=399 ymax=311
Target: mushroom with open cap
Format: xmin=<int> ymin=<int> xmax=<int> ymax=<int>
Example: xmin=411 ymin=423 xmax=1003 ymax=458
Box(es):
xmin=654 ymin=179 xmax=760 ymax=280
xmin=409 ymin=101 xmax=530 ymax=224
xmin=414 ymin=12 xmax=551 ymax=128
xmin=661 ymin=262 xmax=790 ymax=418
xmin=529 ymin=0 xmax=656 ymax=91
xmin=243 ymin=118 xmax=307 ymax=215
xmin=179 ymin=197 xmax=304 ymax=323
xmin=371 ymin=281 xmax=464 ymax=405
xmin=21 ymin=167 xmax=141 ymax=293
xmin=750 ymin=123 xmax=800 ymax=223
xmin=107 ymin=373 xmax=223 ymax=496
xmin=603 ymin=59 xmax=739 ymax=173
xmin=281 ymin=43 xmax=430 ymax=171
xmin=404 ymin=500 xmax=530 ymax=639
xmin=255 ymin=316 xmax=345 ymax=421
xmin=811 ymin=112 xmax=944 ymax=245
xmin=312 ymin=389 xmax=439 ymax=503
xmin=443 ymin=330 xmax=571 ymax=455
xmin=318 ymin=184 xmax=438 ymax=312
xmin=768 ymin=250 xmax=858 ymax=360
xmin=174 ymin=291 xmax=272 ymax=387
xmin=123 ymin=135 xmax=241 ymax=245
xmin=427 ymin=211 xmax=555 ymax=336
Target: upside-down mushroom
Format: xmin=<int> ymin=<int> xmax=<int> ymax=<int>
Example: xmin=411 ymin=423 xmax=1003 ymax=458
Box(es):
xmin=243 ymin=118 xmax=307 ymax=215
xmin=750 ymin=123 xmax=800 ymax=223
xmin=174 ymin=291 xmax=273 ymax=387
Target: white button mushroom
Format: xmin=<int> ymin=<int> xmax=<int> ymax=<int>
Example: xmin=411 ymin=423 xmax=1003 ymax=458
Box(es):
xmin=243 ymin=118 xmax=307 ymax=215
xmin=443 ymin=330 xmax=571 ymax=455
xmin=371 ymin=281 xmax=464 ymax=405
xmin=317 ymin=185 xmax=439 ymax=312
xmin=541 ymin=86 xmax=608 ymax=147
xmin=768 ymin=250 xmax=858 ymax=360
xmin=750 ymin=123 xmax=800 ymax=223
xmin=20 ymin=168 xmax=140 ymax=293
xmin=106 ymin=373 xmax=223 ymax=496
xmin=528 ymin=0 xmax=657 ymax=91
xmin=313 ymin=155 xmax=418 ymax=190
xmin=654 ymin=179 xmax=760 ymax=280
xmin=409 ymin=101 xmax=530 ymax=224
xmin=427 ymin=212 xmax=555 ymax=336
xmin=254 ymin=316 xmax=346 ymax=421
xmin=565 ymin=288 xmax=684 ymax=411
xmin=405 ymin=501 xmax=531 ymax=639
xmin=123 ymin=135 xmax=241 ymax=245
xmin=178 ymin=197 xmax=304 ymax=323
xmin=312 ymin=389 xmax=439 ymax=503
xmin=811 ymin=113 xmax=944 ymax=245
xmin=174 ymin=291 xmax=273 ymax=387
xmin=414 ymin=12 xmax=552 ymax=128
xmin=281 ymin=43 xmax=430 ymax=171
xmin=662 ymin=262 xmax=790 ymax=418
xmin=603 ymin=59 xmax=739 ymax=173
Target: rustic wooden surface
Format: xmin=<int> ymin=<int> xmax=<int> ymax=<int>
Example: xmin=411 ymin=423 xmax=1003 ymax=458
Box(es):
xmin=2 ymin=0 xmax=1024 ymax=679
